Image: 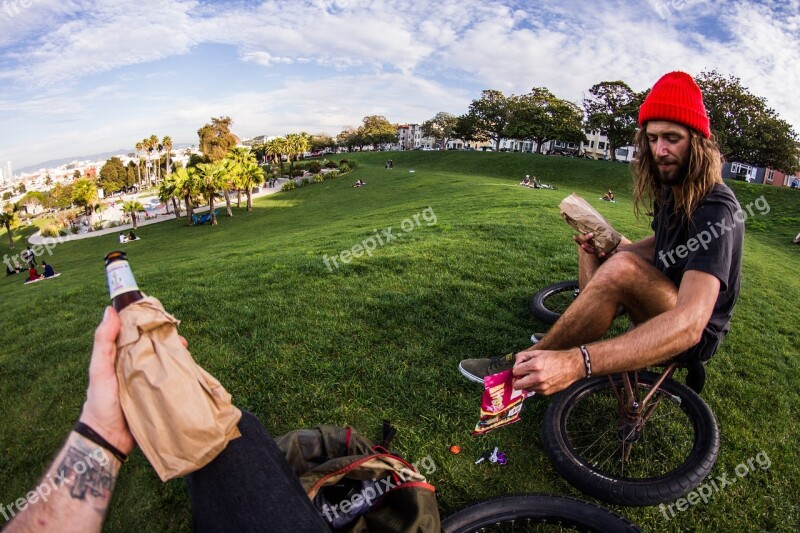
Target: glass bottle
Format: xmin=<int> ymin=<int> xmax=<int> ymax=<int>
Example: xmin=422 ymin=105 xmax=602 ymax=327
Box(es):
xmin=105 ymin=251 xmax=144 ymax=311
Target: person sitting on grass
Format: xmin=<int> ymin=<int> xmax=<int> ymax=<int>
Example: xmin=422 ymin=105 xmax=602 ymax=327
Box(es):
xmin=532 ymin=176 xmax=541 ymax=188
xmin=42 ymin=261 xmax=56 ymax=278
xmin=459 ymin=71 xmax=744 ymax=396
xmin=353 ymin=179 xmax=366 ymax=188
xmin=602 ymin=189 xmax=615 ymax=202
xmin=119 ymin=232 xmax=127 ymax=244
xmin=520 ymin=175 xmax=532 ymax=187
xmin=128 ymin=230 xmax=138 ymax=241
xmin=28 ymin=266 xmax=42 ymax=282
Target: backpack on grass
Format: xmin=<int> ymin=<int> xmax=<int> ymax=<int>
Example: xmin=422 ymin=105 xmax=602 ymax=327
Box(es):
xmin=275 ymin=421 xmax=441 ymax=532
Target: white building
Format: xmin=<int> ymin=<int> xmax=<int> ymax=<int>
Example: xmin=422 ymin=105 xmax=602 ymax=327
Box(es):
xmin=6 ymin=161 xmax=12 ymax=182
xmin=396 ymin=124 xmax=423 ymax=150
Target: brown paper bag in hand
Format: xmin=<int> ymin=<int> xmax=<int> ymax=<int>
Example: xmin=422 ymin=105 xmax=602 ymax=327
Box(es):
xmin=559 ymin=193 xmax=622 ymax=254
xmin=115 ymin=297 xmax=242 ymax=481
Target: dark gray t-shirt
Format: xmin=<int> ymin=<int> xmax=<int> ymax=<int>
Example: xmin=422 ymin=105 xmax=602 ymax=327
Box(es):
xmin=651 ymin=183 xmax=743 ymax=338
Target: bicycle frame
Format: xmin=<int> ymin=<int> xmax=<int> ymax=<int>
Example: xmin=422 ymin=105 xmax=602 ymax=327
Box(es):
xmin=608 ymin=361 xmax=681 ymax=462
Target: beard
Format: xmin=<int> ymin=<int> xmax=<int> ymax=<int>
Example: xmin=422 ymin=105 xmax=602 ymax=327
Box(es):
xmin=655 ymin=155 xmax=690 ymax=186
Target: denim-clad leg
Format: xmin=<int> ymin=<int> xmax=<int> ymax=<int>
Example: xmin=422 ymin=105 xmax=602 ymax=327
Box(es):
xmin=186 ymin=411 xmax=330 ymax=532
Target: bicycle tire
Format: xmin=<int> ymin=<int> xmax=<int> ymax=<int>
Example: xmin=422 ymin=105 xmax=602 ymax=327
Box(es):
xmin=441 ymin=493 xmax=641 ymax=532
xmin=543 ymin=371 xmax=719 ymax=506
xmin=529 ymin=280 xmax=580 ymax=324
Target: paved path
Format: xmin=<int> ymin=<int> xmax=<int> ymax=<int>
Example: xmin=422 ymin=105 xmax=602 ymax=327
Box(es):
xmin=28 ymin=181 xmax=288 ymax=245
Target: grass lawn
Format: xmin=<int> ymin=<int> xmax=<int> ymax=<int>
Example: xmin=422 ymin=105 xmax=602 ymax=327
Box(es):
xmin=1 ymin=151 xmax=798 ymax=531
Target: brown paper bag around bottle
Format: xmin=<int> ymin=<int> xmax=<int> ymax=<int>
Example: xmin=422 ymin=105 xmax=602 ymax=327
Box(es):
xmin=559 ymin=193 xmax=622 ymax=254
xmin=115 ymin=296 xmax=242 ymax=481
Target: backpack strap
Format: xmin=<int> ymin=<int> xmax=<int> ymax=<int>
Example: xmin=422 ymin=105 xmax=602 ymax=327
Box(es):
xmin=379 ymin=420 xmax=396 ymax=450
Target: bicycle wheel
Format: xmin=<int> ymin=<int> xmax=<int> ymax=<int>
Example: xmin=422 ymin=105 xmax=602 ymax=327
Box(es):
xmin=529 ymin=280 xmax=580 ymax=324
xmin=441 ymin=493 xmax=640 ymax=532
xmin=543 ymin=371 xmax=719 ymax=506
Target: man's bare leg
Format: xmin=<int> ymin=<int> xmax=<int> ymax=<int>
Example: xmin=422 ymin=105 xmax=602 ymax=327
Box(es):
xmin=536 ymin=252 xmax=679 ymax=351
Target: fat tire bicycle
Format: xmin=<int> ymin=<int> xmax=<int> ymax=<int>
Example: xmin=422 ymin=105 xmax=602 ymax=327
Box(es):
xmin=441 ymin=493 xmax=640 ymax=532
xmin=529 ymin=281 xmax=720 ymax=506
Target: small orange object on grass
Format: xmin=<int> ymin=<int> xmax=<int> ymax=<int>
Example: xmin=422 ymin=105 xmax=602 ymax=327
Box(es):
xmin=449 ymin=445 xmax=461 ymax=454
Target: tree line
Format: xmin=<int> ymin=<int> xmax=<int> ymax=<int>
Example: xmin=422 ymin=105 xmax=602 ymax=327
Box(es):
xmin=425 ymin=70 xmax=798 ymax=172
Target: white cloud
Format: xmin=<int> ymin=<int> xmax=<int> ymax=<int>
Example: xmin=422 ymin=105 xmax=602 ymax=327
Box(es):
xmin=1 ymin=0 xmax=798 ymax=169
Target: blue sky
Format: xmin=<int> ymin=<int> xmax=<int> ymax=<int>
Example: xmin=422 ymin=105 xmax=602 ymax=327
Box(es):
xmin=1 ymin=0 xmax=798 ymax=170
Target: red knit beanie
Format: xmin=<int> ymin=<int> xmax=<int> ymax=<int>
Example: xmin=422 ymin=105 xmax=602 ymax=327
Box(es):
xmin=638 ymin=71 xmax=710 ymax=138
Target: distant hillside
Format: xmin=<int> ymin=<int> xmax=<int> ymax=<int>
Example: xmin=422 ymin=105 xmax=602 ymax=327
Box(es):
xmin=18 ymin=143 xmax=194 ymax=173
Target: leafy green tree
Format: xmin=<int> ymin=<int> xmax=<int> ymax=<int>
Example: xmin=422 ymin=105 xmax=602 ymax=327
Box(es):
xmin=336 ymin=127 xmax=363 ymax=151
xmin=583 ymin=81 xmax=644 ymax=161
xmin=696 ymin=70 xmax=798 ymax=172
xmin=19 ymin=191 xmax=47 ymax=215
xmin=453 ymin=114 xmax=483 ymax=145
xmin=99 ymin=157 xmax=128 ymax=194
xmin=506 ymin=89 xmax=586 ymax=153
xmin=0 ymin=210 xmax=18 ymax=249
xmin=359 ymin=116 xmax=396 ymax=150
xmin=71 ymin=178 xmax=99 ymax=217
xmin=198 ymin=116 xmax=239 ymax=163
xmin=241 ymin=160 xmax=263 ymax=212
xmin=122 ymin=201 xmax=145 ymax=229
xmin=421 ymin=112 xmax=458 ymax=149
xmin=460 ymin=90 xmax=512 ymax=151
xmin=48 ymin=183 xmax=74 ymax=209
xmin=310 ymin=133 xmax=335 ymax=152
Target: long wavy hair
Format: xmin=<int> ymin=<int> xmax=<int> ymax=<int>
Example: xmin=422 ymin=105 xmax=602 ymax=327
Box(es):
xmin=632 ymin=125 xmax=724 ymax=221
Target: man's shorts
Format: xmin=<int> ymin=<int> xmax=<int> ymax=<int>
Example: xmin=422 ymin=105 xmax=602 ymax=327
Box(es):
xmin=676 ymin=326 xmax=723 ymax=364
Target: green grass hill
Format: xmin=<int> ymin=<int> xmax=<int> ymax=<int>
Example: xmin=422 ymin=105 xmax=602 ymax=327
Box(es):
xmin=1 ymin=151 xmax=798 ymax=531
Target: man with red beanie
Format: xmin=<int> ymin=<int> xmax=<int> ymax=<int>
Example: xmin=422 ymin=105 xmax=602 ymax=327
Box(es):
xmin=460 ymin=71 xmax=743 ymax=394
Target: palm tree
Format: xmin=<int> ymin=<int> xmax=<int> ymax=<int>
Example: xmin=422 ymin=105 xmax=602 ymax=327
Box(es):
xmin=122 ymin=201 xmax=146 ymax=229
xmin=241 ymin=160 xmax=264 ymax=211
xmin=226 ymin=147 xmax=254 ymax=208
xmin=173 ymin=167 xmax=199 ymax=225
xmin=266 ymin=137 xmax=288 ymax=177
xmin=135 ymin=141 xmax=144 ymax=187
xmin=162 ymin=135 xmax=173 ymax=178
xmin=195 ymin=162 xmax=225 ymax=225
xmin=0 ymin=210 xmax=18 ymax=249
xmin=148 ymin=134 xmax=159 ymax=185
xmin=141 ymin=137 xmax=152 ymax=187
xmin=158 ymin=173 xmax=181 ymax=219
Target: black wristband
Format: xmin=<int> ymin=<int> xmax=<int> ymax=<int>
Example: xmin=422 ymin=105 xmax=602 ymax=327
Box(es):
xmin=579 ymin=345 xmax=592 ymax=378
xmin=73 ymin=421 xmax=128 ymax=463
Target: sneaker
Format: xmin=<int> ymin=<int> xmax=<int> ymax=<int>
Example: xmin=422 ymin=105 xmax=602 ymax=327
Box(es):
xmin=530 ymin=332 xmax=546 ymax=344
xmin=459 ymin=353 xmax=515 ymax=384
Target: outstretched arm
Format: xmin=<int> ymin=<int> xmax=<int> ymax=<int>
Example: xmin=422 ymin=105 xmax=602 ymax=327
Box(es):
xmin=6 ymin=307 xmax=135 ymax=532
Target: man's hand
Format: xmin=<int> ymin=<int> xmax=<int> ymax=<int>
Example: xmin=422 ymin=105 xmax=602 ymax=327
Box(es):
xmin=511 ymin=348 xmax=585 ymax=395
xmin=573 ymin=231 xmax=615 ymax=260
xmin=78 ymin=307 xmax=136 ymax=455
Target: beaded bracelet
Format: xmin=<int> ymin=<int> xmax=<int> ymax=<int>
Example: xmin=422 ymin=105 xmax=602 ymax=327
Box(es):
xmin=579 ymin=345 xmax=592 ymax=378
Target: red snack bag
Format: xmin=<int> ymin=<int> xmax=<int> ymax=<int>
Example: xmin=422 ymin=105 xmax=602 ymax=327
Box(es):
xmin=472 ymin=366 xmax=529 ymax=435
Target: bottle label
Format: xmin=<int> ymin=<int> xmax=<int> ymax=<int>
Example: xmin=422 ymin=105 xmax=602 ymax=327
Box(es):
xmin=106 ymin=260 xmax=139 ymax=299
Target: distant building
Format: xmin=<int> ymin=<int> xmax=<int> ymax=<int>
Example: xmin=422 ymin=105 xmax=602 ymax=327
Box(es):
xmin=397 ymin=124 xmax=423 ymax=150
